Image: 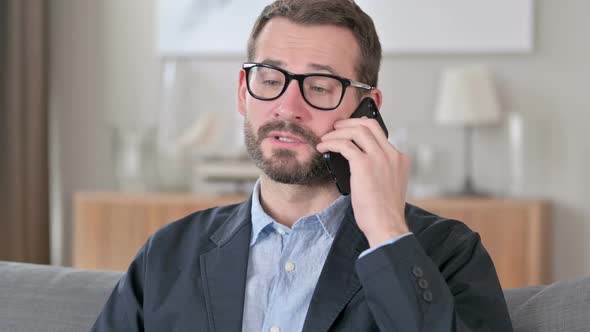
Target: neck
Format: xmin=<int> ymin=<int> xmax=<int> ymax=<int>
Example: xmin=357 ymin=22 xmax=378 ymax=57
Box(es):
xmin=258 ymin=175 xmax=341 ymax=228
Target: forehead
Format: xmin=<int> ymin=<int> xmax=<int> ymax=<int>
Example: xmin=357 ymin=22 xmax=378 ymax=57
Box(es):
xmin=253 ymin=17 xmax=360 ymax=79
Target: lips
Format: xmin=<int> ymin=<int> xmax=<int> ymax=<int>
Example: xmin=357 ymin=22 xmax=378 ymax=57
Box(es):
xmin=268 ymin=131 xmax=305 ymax=144
xmin=255 ymin=121 xmax=320 ymax=147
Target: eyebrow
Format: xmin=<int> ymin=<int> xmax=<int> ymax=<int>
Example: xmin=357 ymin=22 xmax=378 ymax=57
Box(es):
xmin=259 ymin=58 xmax=338 ymax=76
xmin=308 ymin=63 xmax=336 ymax=75
xmin=260 ymin=58 xmax=284 ymax=67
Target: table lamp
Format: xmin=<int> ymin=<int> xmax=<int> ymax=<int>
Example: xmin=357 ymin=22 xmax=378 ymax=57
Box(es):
xmin=435 ymin=65 xmax=501 ymax=196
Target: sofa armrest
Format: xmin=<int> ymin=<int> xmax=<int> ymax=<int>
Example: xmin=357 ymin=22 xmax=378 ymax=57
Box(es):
xmin=504 ymin=276 xmax=590 ymax=332
xmin=0 ymin=261 xmax=122 ymax=332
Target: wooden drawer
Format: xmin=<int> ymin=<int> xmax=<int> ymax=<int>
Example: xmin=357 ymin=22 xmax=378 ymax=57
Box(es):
xmin=73 ymin=192 xmax=551 ymax=288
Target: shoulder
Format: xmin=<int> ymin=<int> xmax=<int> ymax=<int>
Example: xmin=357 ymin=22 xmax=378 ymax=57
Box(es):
xmin=405 ymin=203 xmax=480 ymax=256
xmin=143 ymin=201 xmax=247 ymax=261
xmin=154 ymin=202 xmax=244 ymax=240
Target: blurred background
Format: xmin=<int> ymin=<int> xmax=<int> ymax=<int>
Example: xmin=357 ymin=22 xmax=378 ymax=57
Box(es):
xmin=1 ymin=0 xmax=589 ymax=289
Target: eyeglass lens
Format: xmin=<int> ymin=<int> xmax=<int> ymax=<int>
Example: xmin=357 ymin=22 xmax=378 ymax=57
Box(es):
xmin=247 ymin=65 xmax=344 ymax=109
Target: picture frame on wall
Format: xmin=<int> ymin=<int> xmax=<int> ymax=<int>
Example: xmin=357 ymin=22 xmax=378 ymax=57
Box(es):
xmin=358 ymin=0 xmax=534 ymax=53
xmin=157 ymin=0 xmax=269 ymax=57
xmin=157 ymin=0 xmax=534 ymax=56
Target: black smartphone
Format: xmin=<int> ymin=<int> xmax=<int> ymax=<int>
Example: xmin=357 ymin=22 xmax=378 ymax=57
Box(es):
xmin=322 ymin=97 xmax=389 ymax=195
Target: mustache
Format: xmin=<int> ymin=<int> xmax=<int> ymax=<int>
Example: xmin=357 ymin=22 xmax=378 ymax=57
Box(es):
xmin=257 ymin=120 xmax=321 ymax=147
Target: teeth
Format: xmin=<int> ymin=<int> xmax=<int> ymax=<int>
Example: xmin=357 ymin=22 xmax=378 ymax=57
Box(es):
xmin=277 ymin=136 xmax=296 ymax=142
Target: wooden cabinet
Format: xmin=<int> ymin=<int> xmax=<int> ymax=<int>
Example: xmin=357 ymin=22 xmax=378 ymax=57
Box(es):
xmin=408 ymin=198 xmax=552 ymax=289
xmin=73 ymin=192 xmax=551 ymax=289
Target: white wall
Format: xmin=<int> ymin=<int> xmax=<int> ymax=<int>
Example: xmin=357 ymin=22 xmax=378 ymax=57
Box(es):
xmin=49 ymin=0 xmax=160 ymax=264
xmin=51 ymin=0 xmax=590 ymax=280
xmin=50 ymin=0 xmax=110 ymax=265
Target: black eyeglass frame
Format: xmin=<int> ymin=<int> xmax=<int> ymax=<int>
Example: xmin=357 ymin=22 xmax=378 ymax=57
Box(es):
xmin=242 ymin=62 xmax=375 ymax=111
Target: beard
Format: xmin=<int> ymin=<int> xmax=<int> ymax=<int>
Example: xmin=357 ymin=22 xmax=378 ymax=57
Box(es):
xmin=244 ymin=118 xmax=332 ymax=185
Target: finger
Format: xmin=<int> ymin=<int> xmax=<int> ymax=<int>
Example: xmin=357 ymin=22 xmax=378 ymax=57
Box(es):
xmin=359 ymin=120 xmax=411 ymax=162
xmin=321 ymin=125 xmax=382 ymax=155
xmin=334 ymin=117 xmax=391 ymax=152
xmin=316 ymin=139 xmax=365 ymax=163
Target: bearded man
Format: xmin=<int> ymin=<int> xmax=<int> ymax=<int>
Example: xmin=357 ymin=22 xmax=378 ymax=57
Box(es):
xmin=93 ymin=1 xmax=512 ymax=331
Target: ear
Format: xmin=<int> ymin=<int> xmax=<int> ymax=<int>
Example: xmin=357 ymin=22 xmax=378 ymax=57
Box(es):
xmin=237 ymin=69 xmax=248 ymax=116
xmin=369 ymin=88 xmax=383 ymax=109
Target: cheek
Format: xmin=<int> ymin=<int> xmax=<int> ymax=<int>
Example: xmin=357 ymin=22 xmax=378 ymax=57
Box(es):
xmin=245 ymin=97 xmax=275 ymax=120
xmin=243 ymin=100 xmax=264 ymax=124
xmin=313 ymin=113 xmax=345 ymax=136
xmin=339 ymin=94 xmax=361 ymax=117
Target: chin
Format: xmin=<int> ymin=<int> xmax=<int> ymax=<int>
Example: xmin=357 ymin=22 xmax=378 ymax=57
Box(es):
xmin=260 ymin=149 xmax=332 ymax=186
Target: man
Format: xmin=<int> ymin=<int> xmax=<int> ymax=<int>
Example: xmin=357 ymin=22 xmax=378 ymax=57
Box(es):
xmin=93 ymin=1 xmax=513 ymax=331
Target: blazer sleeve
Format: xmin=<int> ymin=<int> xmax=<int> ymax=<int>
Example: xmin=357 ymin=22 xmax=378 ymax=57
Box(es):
xmin=355 ymin=232 xmax=513 ymax=331
xmin=91 ymin=243 xmax=147 ymax=332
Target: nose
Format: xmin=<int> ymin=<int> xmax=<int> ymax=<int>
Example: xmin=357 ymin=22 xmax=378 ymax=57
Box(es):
xmin=273 ymin=79 xmax=310 ymax=121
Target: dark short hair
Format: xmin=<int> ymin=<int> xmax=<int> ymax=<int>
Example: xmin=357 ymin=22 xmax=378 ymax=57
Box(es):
xmin=247 ymin=0 xmax=382 ymax=88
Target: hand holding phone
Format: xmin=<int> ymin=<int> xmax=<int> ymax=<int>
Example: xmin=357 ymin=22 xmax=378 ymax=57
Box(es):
xmin=323 ymin=97 xmax=389 ymax=195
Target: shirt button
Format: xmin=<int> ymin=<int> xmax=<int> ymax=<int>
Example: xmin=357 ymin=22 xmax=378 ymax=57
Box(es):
xmin=285 ymin=262 xmax=295 ymax=272
xmin=277 ymin=228 xmax=286 ymax=235
xmin=270 ymin=326 xmax=281 ymax=332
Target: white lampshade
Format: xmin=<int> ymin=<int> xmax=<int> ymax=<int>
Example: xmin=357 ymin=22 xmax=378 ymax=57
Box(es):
xmin=435 ymin=65 xmax=501 ymax=127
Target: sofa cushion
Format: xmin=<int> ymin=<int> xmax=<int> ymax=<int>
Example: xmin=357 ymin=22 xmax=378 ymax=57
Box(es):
xmin=504 ymin=276 xmax=590 ymax=332
xmin=0 ymin=261 xmax=122 ymax=332
xmin=2 ymin=261 xmax=590 ymax=332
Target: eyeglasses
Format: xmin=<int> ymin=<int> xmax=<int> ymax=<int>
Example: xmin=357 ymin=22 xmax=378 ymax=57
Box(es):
xmin=242 ymin=62 xmax=374 ymax=111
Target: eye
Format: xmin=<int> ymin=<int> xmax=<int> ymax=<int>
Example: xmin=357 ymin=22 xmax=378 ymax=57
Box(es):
xmin=310 ymin=85 xmax=330 ymax=94
xmin=263 ymin=80 xmax=282 ymax=87
xmin=305 ymin=76 xmax=339 ymax=95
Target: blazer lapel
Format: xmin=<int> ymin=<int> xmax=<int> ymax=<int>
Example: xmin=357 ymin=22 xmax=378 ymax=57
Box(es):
xmin=200 ymin=198 xmax=252 ymax=332
xmin=303 ymin=205 xmax=370 ymax=332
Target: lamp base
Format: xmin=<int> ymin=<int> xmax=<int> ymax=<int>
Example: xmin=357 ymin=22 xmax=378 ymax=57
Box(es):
xmin=445 ymin=177 xmax=490 ymax=198
xmin=445 ymin=127 xmax=491 ymax=198
xmin=444 ymin=188 xmax=490 ymax=198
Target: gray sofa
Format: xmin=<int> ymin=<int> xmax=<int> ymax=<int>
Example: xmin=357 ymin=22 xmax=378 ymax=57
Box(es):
xmin=0 ymin=261 xmax=589 ymax=332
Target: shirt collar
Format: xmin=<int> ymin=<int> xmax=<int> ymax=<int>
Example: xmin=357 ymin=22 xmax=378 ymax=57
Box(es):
xmin=250 ymin=179 xmax=276 ymax=246
xmin=250 ymin=178 xmax=350 ymax=246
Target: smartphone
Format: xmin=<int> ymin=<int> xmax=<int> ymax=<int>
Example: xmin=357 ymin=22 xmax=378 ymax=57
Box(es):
xmin=323 ymin=97 xmax=389 ymax=195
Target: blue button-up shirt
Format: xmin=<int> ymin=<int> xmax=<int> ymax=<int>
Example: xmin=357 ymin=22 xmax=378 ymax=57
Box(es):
xmin=242 ymin=180 xmax=410 ymax=332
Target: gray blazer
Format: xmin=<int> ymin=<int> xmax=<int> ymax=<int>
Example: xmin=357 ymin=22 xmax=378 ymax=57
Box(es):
xmin=92 ymin=196 xmax=513 ymax=331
